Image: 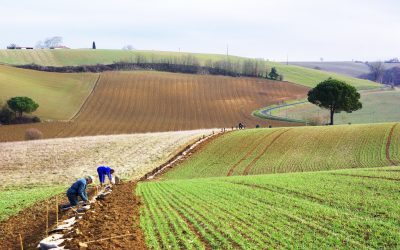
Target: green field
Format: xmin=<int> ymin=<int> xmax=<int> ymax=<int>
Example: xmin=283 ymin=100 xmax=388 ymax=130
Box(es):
xmin=137 ymin=166 xmax=400 ymax=249
xmin=0 ymin=65 xmax=98 ymax=120
xmin=269 ymin=88 xmax=400 ymax=125
xmin=267 ymin=61 xmax=379 ymax=90
xmin=0 ymin=49 xmax=379 ymax=89
xmin=163 ymin=123 xmax=400 ymax=180
xmin=0 ymin=185 xmax=65 ymax=221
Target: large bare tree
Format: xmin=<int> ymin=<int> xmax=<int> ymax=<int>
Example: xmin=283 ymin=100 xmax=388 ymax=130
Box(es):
xmin=367 ymin=61 xmax=385 ymax=83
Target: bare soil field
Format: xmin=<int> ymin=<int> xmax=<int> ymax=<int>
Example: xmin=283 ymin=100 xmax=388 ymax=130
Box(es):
xmin=0 ymin=129 xmax=213 ymax=188
xmin=0 ymin=71 xmax=308 ymax=142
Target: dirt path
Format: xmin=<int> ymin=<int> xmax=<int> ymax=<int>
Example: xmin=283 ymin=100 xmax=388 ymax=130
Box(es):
xmin=65 ymin=182 xmax=146 ymax=249
xmin=386 ymin=123 xmax=399 ymax=166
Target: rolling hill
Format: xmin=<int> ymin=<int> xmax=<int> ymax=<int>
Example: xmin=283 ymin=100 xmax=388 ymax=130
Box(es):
xmin=0 ymin=49 xmax=379 ymax=89
xmin=289 ymin=61 xmax=400 ymax=78
xmin=0 ymin=70 xmax=309 ymax=142
xmin=138 ymin=166 xmax=400 ymax=249
xmin=268 ymin=88 xmax=400 ymax=125
xmin=163 ymin=123 xmax=400 ymax=180
xmin=0 ymin=65 xmax=98 ymax=120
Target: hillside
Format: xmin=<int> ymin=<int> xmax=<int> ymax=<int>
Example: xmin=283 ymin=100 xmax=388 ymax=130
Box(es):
xmin=138 ymin=166 xmax=400 ymax=249
xmin=270 ymin=88 xmax=400 ymax=125
xmin=0 ymin=65 xmax=98 ymax=120
xmin=0 ymin=129 xmax=213 ymax=221
xmin=163 ymin=123 xmax=400 ymax=179
xmin=0 ymin=49 xmax=379 ymax=89
xmin=0 ymin=71 xmax=309 ymax=142
xmin=289 ymin=61 xmax=400 ymax=78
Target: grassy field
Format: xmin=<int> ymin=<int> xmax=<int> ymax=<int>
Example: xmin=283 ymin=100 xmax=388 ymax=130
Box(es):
xmin=0 ymin=65 xmax=98 ymax=120
xmin=267 ymin=61 xmax=379 ymax=90
xmin=163 ymin=123 xmax=400 ymax=180
xmin=137 ymin=166 xmax=400 ymax=249
xmin=0 ymin=71 xmax=308 ymax=142
xmin=0 ymin=49 xmax=379 ymax=89
xmin=0 ymin=129 xmax=213 ymax=221
xmin=272 ymin=88 xmax=400 ymax=125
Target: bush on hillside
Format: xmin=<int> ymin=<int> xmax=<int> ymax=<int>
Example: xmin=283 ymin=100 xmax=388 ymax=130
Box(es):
xmin=25 ymin=128 xmax=43 ymax=140
xmin=0 ymin=105 xmax=14 ymax=124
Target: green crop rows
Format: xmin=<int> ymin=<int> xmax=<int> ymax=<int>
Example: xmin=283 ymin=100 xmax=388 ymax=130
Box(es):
xmin=164 ymin=123 xmax=399 ymax=180
xmin=137 ymin=166 xmax=400 ymax=249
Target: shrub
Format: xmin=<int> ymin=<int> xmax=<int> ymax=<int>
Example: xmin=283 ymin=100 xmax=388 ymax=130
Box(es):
xmin=0 ymin=105 xmax=14 ymax=124
xmin=32 ymin=116 xmax=41 ymax=123
xmin=25 ymin=128 xmax=43 ymax=140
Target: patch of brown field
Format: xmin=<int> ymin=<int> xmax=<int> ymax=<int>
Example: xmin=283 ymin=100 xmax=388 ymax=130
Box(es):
xmin=65 ymin=182 xmax=146 ymax=250
xmin=0 ymin=71 xmax=309 ymax=142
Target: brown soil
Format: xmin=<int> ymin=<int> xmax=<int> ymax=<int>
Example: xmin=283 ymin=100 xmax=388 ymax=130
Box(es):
xmin=0 ymin=71 xmax=309 ymax=142
xmin=64 ymin=182 xmax=146 ymax=250
xmin=0 ymin=183 xmax=145 ymax=250
xmin=0 ymin=193 xmax=69 ymax=250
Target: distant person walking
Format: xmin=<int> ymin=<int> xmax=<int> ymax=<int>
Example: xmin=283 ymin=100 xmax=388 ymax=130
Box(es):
xmin=66 ymin=176 xmax=94 ymax=207
xmin=97 ymin=166 xmax=115 ymax=186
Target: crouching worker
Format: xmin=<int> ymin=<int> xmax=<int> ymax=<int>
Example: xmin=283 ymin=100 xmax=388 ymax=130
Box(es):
xmin=66 ymin=176 xmax=94 ymax=207
xmin=97 ymin=166 xmax=115 ymax=187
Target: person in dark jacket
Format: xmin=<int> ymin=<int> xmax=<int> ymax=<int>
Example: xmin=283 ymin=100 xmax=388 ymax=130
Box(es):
xmin=66 ymin=176 xmax=94 ymax=206
xmin=97 ymin=166 xmax=115 ymax=186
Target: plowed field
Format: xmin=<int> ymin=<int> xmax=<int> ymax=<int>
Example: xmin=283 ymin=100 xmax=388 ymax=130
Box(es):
xmin=0 ymin=71 xmax=309 ymax=142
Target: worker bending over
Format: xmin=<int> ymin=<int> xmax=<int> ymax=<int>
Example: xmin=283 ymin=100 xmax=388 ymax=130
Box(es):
xmin=66 ymin=176 xmax=94 ymax=207
xmin=97 ymin=166 xmax=115 ymax=186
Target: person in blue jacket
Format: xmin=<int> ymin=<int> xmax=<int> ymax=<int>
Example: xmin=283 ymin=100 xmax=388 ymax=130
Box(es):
xmin=97 ymin=166 xmax=115 ymax=186
xmin=66 ymin=176 xmax=94 ymax=207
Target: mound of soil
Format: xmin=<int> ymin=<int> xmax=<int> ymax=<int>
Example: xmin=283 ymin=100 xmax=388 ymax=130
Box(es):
xmin=64 ymin=182 xmax=145 ymax=249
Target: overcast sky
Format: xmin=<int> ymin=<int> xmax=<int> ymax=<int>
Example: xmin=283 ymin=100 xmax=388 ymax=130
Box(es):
xmin=1 ymin=0 xmax=399 ymax=61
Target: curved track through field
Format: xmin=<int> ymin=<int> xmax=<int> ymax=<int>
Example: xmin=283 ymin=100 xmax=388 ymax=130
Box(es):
xmin=0 ymin=71 xmax=309 ymax=142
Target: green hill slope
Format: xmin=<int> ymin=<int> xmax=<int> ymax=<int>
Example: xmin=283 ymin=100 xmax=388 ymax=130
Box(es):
xmin=0 ymin=65 xmax=98 ymax=120
xmin=0 ymin=49 xmax=379 ymax=89
xmin=138 ymin=166 xmax=400 ymax=249
xmin=163 ymin=123 xmax=400 ymax=180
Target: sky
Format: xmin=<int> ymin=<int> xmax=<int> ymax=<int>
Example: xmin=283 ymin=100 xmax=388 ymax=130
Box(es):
xmin=1 ymin=0 xmax=399 ymax=61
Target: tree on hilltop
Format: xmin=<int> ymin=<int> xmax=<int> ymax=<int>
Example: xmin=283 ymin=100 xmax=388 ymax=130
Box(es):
xmin=7 ymin=97 xmax=39 ymax=118
xmin=308 ymin=78 xmax=362 ymax=125
xmin=268 ymin=67 xmax=280 ymax=80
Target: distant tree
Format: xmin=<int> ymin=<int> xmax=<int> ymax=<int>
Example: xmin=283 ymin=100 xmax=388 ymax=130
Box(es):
xmin=367 ymin=61 xmax=385 ymax=83
xmin=268 ymin=67 xmax=279 ymax=80
xmin=92 ymin=41 xmax=96 ymax=49
xmin=122 ymin=45 xmax=134 ymax=50
xmin=36 ymin=36 xmax=63 ymax=48
xmin=7 ymin=43 xmax=17 ymax=49
xmin=308 ymin=78 xmax=362 ymax=125
xmin=7 ymin=97 xmax=39 ymax=118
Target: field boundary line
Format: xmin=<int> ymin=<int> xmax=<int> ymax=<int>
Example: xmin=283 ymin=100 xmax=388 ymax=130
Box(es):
xmin=175 ymin=209 xmax=212 ymax=250
xmin=330 ymin=173 xmax=400 ymax=182
xmin=243 ymin=128 xmax=292 ymax=175
xmin=386 ymin=123 xmax=399 ymax=165
xmin=141 ymin=131 xmax=227 ymax=180
xmin=227 ymin=129 xmax=281 ymax=176
xmin=70 ymin=73 xmax=102 ymax=121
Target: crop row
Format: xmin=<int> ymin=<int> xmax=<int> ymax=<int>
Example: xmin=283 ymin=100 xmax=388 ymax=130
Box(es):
xmin=137 ymin=166 xmax=400 ymax=249
xmin=164 ymin=123 xmax=400 ymax=180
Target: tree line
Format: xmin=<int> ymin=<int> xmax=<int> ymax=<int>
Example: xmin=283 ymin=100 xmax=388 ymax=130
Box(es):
xmin=18 ymin=56 xmax=283 ymax=80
